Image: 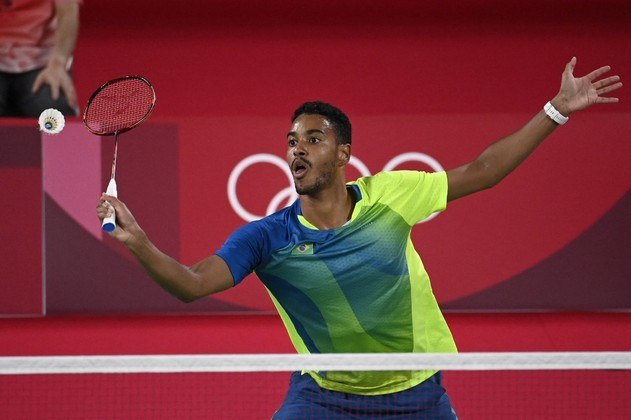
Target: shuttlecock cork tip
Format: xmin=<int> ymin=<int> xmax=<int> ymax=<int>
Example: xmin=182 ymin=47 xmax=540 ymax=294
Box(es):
xmin=38 ymin=108 xmax=65 ymax=135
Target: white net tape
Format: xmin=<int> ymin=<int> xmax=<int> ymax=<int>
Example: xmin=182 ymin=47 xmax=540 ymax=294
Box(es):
xmin=2 ymin=352 xmax=630 ymax=375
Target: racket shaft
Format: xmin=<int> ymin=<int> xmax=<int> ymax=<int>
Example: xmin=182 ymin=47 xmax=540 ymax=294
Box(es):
xmin=110 ymin=135 xmax=119 ymax=179
xmin=102 ymin=178 xmax=118 ymax=232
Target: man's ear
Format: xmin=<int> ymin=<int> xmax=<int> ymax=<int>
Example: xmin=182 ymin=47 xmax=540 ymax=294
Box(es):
xmin=337 ymin=143 xmax=351 ymax=166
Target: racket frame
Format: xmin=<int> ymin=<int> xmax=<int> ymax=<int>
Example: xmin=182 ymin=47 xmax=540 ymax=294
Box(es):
xmin=83 ymin=75 xmax=156 ymax=136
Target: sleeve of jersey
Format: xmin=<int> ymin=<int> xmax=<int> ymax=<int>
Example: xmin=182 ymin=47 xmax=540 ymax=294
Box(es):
xmin=360 ymin=170 xmax=448 ymax=226
xmin=214 ymin=222 xmax=268 ymax=285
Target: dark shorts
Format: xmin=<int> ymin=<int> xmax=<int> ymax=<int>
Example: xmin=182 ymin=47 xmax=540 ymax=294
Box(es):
xmin=273 ymin=371 xmax=458 ymax=419
xmin=0 ymin=68 xmax=76 ymax=117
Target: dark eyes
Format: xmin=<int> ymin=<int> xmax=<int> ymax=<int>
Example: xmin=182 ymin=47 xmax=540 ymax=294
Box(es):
xmin=287 ymin=137 xmax=321 ymax=147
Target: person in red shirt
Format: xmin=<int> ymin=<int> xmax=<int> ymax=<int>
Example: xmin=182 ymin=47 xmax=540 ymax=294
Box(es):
xmin=0 ymin=0 xmax=80 ymax=117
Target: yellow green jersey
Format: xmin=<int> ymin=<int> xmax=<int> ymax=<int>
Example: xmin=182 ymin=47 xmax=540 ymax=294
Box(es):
xmin=216 ymin=170 xmax=457 ymax=395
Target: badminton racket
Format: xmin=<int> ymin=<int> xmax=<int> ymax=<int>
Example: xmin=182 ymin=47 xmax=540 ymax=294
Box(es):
xmin=83 ymin=76 xmax=156 ymax=232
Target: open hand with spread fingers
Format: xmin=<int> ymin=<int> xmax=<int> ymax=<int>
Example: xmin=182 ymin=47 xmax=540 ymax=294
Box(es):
xmin=552 ymin=57 xmax=623 ymax=116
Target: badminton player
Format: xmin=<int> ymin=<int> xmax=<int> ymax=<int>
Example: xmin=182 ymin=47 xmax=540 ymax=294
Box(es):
xmin=97 ymin=57 xmax=621 ymax=418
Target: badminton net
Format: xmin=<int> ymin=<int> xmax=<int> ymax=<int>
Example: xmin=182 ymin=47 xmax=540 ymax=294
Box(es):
xmin=1 ymin=352 xmax=629 ymax=419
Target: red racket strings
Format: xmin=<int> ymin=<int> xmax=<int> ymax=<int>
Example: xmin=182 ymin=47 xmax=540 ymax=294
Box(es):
xmin=84 ymin=77 xmax=155 ymax=136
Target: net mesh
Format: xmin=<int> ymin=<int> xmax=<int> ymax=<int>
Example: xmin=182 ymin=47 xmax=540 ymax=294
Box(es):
xmin=84 ymin=77 xmax=155 ymax=135
xmin=1 ymin=352 xmax=629 ymax=419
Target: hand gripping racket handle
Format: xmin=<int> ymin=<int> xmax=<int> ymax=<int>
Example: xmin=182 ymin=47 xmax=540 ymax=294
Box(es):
xmin=102 ymin=178 xmax=118 ymax=232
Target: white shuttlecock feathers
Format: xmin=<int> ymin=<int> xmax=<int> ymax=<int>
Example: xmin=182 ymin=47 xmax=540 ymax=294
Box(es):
xmin=38 ymin=108 xmax=65 ymax=134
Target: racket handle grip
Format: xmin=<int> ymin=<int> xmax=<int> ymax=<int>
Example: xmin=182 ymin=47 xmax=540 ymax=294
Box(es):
xmin=102 ymin=179 xmax=118 ymax=233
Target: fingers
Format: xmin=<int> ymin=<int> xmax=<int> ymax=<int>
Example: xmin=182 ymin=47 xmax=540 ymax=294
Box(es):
xmin=98 ymin=194 xmax=119 ymax=214
xmin=98 ymin=193 xmax=137 ymax=226
xmin=99 ymin=193 xmax=123 ymax=211
xmin=593 ymin=75 xmax=621 ymax=88
xmin=31 ymin=75 xmax=60 ymax=99
xmin=594 ymin=82 xmax=622 ymax=104
xmin=61 ymin=79 xmax=78 ymax=108
xmin=591 ymin=71 xmax=622 ymax=105
xmin=31 ymin=73 xmax=44 ymax=93
xmin=97 ymin=193 xmax=117 ymax=211
xmin=97 ymin=200 xmax=115 ymax=220
xmin=96 ymin=195 xmax=132 ymax=242
xmin=585 ymin=65 xmax=612 ymax=82
xmin=565 ymin=56 xmax=577 ymax=75
xmin=565 ymin=56 xmax=617 ymax=84
xmin=31 ymin=69 xmax=68 ymax=101
xmin=595 ymin=96 xmax=619 ymax=104
xmin=595 ymin=76 xmax=623 ymax=96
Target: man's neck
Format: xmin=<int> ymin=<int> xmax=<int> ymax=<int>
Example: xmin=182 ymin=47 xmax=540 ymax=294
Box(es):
xmin=299 ymin=184 xmax=355 ymax=230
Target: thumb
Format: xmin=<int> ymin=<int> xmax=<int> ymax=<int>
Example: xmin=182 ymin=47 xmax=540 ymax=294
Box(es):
xmin=565 ymin=56 xmax=577 ymax=76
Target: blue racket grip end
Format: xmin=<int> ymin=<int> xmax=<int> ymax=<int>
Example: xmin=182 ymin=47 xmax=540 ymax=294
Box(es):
xmin=102 ymin=220 xmax=116 ymax=232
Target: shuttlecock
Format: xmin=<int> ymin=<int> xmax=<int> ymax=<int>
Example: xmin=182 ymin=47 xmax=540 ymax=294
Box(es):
xmin=38 ymin=108 xmax=65 ymax=134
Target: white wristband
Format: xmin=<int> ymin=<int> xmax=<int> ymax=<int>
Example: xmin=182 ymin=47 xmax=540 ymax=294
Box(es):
xmin=543 ymin=101 xmax=569 ymax=125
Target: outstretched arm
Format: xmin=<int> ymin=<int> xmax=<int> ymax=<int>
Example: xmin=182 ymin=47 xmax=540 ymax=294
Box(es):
xmin=96 ymin=195 xmax=234 ymax=302
xmin=446 ymin=57 xmax=622 ymax=202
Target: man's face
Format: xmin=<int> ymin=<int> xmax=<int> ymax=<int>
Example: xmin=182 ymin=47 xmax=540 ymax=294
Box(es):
xmin=286 ymin=114 xmax=346 ymax=196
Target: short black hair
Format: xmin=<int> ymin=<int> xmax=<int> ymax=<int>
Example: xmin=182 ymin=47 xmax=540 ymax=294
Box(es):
xmin=291 ymin=101 xmax=352 ymax=145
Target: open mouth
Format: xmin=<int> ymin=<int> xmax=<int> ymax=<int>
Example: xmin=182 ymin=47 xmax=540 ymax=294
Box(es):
xmin=292 ymin=159 xmax=310 ymax=178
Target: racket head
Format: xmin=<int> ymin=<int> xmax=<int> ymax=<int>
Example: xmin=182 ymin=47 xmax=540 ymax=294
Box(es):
xmin=83 ymin=76 xmax=156 ymax=136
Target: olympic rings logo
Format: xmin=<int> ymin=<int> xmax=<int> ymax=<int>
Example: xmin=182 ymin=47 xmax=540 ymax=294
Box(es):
xmin=228 ymin=152 xmax=445 ymax=224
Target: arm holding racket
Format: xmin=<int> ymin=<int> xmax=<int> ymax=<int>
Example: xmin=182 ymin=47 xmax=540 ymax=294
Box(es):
xmin=97 ymin=194 xmax=234 ymax=301
xmin=445 ymin=57 xmax=622 ymax=202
